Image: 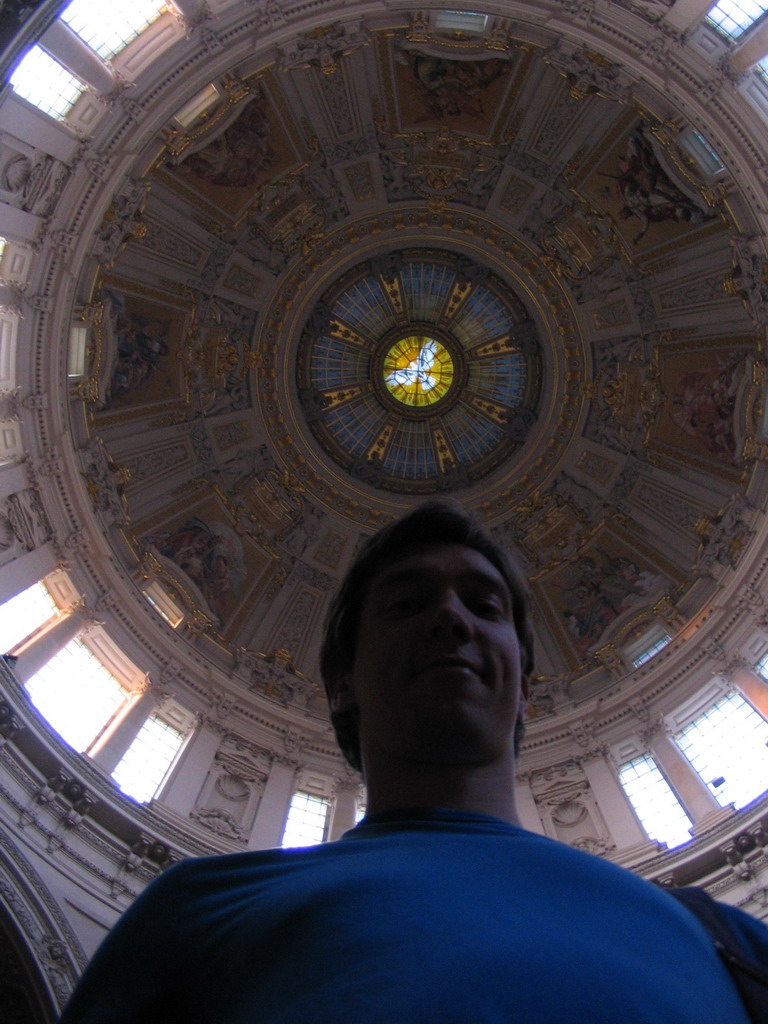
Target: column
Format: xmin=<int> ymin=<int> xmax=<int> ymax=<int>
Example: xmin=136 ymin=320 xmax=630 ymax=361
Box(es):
xmin=0 ymin=546 xmax=57 ymax=606
xmin=0 ymin=463 xmax=26 ymax=498
xmin=0 ymin=203 xmax=40 ymax=249
xmin=39 ymin=19 xmax=116 ymax=93
xmin=514 ymin=771 xmax=544 ymax=835
xmin=730 ymin=663 xmax=768 ymax=720
xmin=580 ymin=750 xmax=648 ymax=849
xmin=159 ymin=718 xmax=220 ymax=816
xmin=328 ymin=779 xmax=360 ymax=840
xmin=12 ymin=609 xmax=86 ymax=681
xmin=664 ymin=0 xmax=716 ymax=33
xmin=649 ymin=728 xmax=720 ymax=821
xmin=169 ymin=0 xmax=207 ymax=20
xmin=88 ymin=684 xmax=156 ymax=773
xmin=731 ymin=21 xmax=768 ymax=73
xmin=249 ymin=759 xmax=296 ymax=850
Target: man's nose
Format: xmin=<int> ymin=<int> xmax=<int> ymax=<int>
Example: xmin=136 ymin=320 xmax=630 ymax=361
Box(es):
xmin=428 ymin=593 xmax=473 ymax=639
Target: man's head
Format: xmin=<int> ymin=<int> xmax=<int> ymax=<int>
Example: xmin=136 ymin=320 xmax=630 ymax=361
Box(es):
xmin=320 ymin=499 xmax=534 ymax=772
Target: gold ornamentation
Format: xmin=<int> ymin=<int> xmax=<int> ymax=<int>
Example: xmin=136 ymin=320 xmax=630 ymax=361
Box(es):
xmin=163 ymin=75 xmax=254 ymax=159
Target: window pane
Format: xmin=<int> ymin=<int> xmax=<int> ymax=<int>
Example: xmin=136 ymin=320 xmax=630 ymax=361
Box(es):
xmin=618 ymin=754 xmax=693 ymax=848
xmin=707 ymin=0 xmax=768 ymax=40
xmin=434 ymin=10 xmax=488 ymax=33
xmin=281 ymin=791 xmax=330 ymax=847
xmin=684 ymin=132 xmax=724 ymax=176
xmin=675 ymin=692 xmax=768 ymax=809
xmin=9 ymin=45 xmax=85 ymax=119
xmin=112 ymin=714 xmax=185 ymax=803
xmin=632 ymin=633 xmax=672 ymax=669
xmin=60 ymin=0 xmax=167 ymax=60
xmin=0 ymin=583 xmax=58 ymax=654
xmin=25 ymin=638 xmax=129 ymax=751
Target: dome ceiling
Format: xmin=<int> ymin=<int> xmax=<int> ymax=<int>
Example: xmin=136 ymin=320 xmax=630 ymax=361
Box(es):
xmin=297 ymin=249 xmax=542 ymax=492
xmin=8 ymin=1 xmax=768 ymax=739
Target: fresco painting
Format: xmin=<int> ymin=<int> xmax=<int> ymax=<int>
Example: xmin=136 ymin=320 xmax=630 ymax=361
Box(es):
xmin=393 ymin=49 xmax=510 ymax=134
xmin=145 ymin=512 xmax=247 ymax=625
xmin=538 ymin=534 xmax=671 ymax=662
xmin=654 ymin=347 xmax=748 ymax=464
xmin=101 ymin=287 xmax=187 ymax=413
xmin=163 ymin=90 xmax=298 ymax=218
xmin=580 ymin=120 xmax=719 ymax=252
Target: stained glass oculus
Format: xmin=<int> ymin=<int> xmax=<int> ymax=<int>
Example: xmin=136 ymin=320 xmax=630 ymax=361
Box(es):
xmin=297 ymin=250 xmax=541 ymax=493
xmin=383 ymin=335 xmax=455 ymax=408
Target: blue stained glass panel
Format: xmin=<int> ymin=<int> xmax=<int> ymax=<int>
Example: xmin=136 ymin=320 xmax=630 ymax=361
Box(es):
xmin=451 ymin=287 xmax=514 ymax=347
xmin=310 ymin=337 xmax=369 ymax=390
xmin=381 ymin=420 xmax=438 ymax=479
xmin=400 ymin=263 xmax=454 ymax=322
xmin=471 ymin=353 xmax=527 ymax=405
xmin=300 ymin=251 xmax=540 ymax=492
xmin=333 ymin=277 xmax=396 ymax=336
xmin=323 ymin=396 xmax=381 ymax=457
xmin=444 ymin=415 xmax=504 ymax=462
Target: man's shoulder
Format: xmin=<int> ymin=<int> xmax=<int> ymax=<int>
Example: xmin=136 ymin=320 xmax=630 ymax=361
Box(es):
xmin=165 ymin=842 xmax=333 ymax=877
xmin=138 ymin=842 xmax=336 ymax=900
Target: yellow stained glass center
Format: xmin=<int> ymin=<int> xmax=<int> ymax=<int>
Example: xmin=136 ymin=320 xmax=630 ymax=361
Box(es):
xmin=383 ymin=335 xmax=454 ymax=408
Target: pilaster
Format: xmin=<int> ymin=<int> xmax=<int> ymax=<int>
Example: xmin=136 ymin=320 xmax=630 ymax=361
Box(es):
xmin=580 ymin=750 xmax=648 ymax=849
xmin=249 ymin=758 xmax=296 ymax=850
xmin=12 ymin=609 xmax=86 ymax=681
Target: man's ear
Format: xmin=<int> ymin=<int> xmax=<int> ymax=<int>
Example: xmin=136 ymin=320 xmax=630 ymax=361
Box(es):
xmin=329 ymin=673 xmax=357 ymax=713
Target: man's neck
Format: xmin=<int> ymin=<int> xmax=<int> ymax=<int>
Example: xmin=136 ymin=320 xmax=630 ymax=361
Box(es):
xmin=362 ymin=756 xmax=523 ymax=826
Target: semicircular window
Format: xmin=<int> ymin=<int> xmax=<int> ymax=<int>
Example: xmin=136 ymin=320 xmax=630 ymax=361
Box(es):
xmin=297 ymin=250 xmax=541 ymax=493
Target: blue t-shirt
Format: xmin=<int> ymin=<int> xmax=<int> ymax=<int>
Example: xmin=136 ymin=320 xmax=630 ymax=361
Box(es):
xmin=60 ymin=809 xmax=768 ymax=1023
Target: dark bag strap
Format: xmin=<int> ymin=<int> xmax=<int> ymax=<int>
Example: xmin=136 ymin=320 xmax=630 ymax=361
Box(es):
xmin=668 ymin=886 xmax=768 ymax=1023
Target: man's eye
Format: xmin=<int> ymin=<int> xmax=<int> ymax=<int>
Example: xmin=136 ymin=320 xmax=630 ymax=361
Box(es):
xmin=474 ymin=599 xmax=504 ymax=619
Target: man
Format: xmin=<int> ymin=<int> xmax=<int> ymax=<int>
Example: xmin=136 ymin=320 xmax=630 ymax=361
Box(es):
xmin=61 ymin=500 xmax=768 ymax=1023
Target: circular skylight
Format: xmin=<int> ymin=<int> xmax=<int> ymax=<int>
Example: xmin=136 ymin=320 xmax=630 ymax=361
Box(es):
xmin=383 ymin=334 xmax=454 ymax=408
xmin=297 ymin=250 xmax=542 ymax=493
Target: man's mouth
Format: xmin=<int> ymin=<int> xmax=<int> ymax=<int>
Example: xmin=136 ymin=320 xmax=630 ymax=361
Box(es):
xmin=415 ymin=656 xmax=482 ymax=677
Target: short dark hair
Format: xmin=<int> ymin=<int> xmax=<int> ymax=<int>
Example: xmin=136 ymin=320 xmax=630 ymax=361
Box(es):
xmin=320 ymin=499 xmax=534 ymax=771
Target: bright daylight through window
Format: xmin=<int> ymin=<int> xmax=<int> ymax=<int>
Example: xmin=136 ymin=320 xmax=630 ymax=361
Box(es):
xmin=60 ymin=0 xmax=167 ymax=60
xmin=281 ymin=791 xmax=330 ymax=847
xmin=0 ymin=582 xmax=57 ymax=654
xmin=0 ymin=578 xmax=194 ymax=804
xmin=707 ymin=0 xmax=768 ymax=39
xmin=9 ymin=0 xmax=166 ymax=119
xmin=112 ymin=714 xmax=185 ymax=803
xmin=618 ymin=754 xmax=693 ymax=849
xmin=9 ymin=46 xmax=84 ymax=119
xmin=24 ymin=638 xmax=130 ymax=752
xmin=675 ymin=692 xmax=768 ymax=809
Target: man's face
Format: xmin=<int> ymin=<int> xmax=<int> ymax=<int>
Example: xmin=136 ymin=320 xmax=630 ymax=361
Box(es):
xmin=335 ymin=542 xmax=529 ymax=771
